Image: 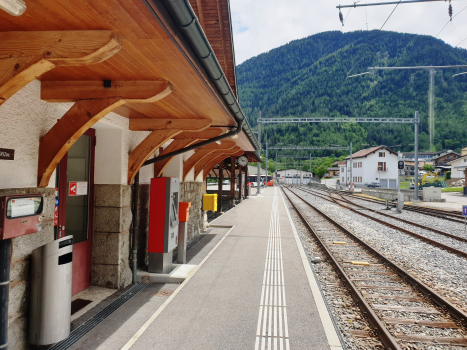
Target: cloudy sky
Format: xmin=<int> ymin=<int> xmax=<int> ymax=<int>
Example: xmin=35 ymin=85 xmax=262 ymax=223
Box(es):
xmin=230 ymin=0 xmax=467 ymax=64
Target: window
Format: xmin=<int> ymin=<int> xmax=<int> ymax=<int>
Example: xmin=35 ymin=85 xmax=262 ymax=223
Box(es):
xmin=378 ymin=162 xmax=387 ymax=171
xmin=379 ymin=152 xmax=385 ymax=157
xmin=359 ymin=162 xmax=362 ymax=168
xmin=342 ymin=177 xmax=344 ymax=182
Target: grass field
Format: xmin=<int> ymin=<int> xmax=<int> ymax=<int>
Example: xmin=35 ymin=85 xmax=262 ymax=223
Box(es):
xmin=441 ymin=187 xmax=463 ymax=192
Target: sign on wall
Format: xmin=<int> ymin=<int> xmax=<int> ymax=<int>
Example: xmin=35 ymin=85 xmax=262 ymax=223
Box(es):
xmin=68 ymin=182 xmax=88 ymax=196
xmin=0 ymin=148 xmax=14 ymax=160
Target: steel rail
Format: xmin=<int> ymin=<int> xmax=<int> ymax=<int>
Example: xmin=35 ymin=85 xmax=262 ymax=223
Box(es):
xmin=304 ymin=187 xmax=467 ymax=244
xmin=283 ymin=186 xmax=467 ymax=329
xmin=281 ymin=187 xmax=401 ymax=350
xmin=330 ymin=189 xmax=465 ymax=223
xmin=296 ymin=187 xmax=467 ymax=259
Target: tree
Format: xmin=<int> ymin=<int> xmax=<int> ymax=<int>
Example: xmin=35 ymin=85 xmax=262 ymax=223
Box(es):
xmin=446 ymin=171 xmax=451 ymax=180
xmin=422 ymin=164 xmax=435 ymax=172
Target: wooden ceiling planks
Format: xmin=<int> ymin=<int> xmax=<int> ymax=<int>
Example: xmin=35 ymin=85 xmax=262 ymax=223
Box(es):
xmin=0 ymin=0 xmax=235 ymax=127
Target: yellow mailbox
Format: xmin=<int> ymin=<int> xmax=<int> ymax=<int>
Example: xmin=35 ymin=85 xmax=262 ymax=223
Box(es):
xmin=203 ymin=194 xmax=217 ymax=211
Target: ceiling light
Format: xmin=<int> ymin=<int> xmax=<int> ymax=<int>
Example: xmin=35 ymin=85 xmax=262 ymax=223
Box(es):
xmin=0 ymin=0 xmax=26 ymax=16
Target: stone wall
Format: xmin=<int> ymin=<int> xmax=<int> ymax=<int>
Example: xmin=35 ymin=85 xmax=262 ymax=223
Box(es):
xmin=92 ymin=185 xmax=132 ymax=289
xmin=0 ymin=187 xmax=55 ymax=350
xmin=361 ymin=188 xmax=421 ymax=202
xmin=180 ymin=181 xmax=208 ymax=242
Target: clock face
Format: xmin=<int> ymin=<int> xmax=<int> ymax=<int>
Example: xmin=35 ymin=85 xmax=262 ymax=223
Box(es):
xmin=238 ymin=156 xmax=248 ymax=167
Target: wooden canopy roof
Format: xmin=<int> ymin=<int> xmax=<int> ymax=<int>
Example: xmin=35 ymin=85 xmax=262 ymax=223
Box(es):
xmin=0 ymin=0 xmax=258 ymax=185
xmin=0 ymin=0 xmax=255 ymax=149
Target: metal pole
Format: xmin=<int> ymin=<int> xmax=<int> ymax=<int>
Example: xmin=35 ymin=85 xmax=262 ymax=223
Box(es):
xmin=429 ymin=69 xmax=435 ymax=151
xmin=275 ymin=153 xmax=277 ymax=185
xmin=414 ymin=111 xmax=419 ymax=200
xmin=397 ymin=151 xmax=401 ymax=213
xmin=257 ymin=111 xmax=261 ymax=195
xmin=217 ymin=160 xmax=224 ymax=214
xmin=300 ymin=160 xmax=302 ymax=186
xmin=349 ymin=142 xmax=353 ymax=191
xmin=265 ymin=136 xmax=268 ymax=178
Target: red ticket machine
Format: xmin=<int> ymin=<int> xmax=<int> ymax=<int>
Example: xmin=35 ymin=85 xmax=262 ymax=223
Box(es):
xmin=148 ymin=177 xmax=179 ymax=273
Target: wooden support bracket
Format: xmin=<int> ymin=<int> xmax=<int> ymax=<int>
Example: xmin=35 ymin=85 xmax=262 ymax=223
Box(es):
xmin=153 ymin=138 xmax=199 ymax=177
xmin=153 ymin=128 xmax=224 ymax=177
xmin=182 ymin=141 xmax=236 ymax=181
xmin=194 ymin=147 xmax=240 ymax=179
xmin=37 ymin=80 xmax=173 ymax=187
xmin=0 ymin=31 xmax=121 ymax=106
xmin=128 ymin=129 xmax=182 ymax=184
xmin=203 ymin=151 xmax=244 ymax=181
xmin=38 ymin=98 xmax=125 ymax=187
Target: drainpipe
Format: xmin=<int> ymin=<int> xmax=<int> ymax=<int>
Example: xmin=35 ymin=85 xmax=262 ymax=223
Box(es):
xmin=143 ymin=120 xmax=244 ymax=166
xmin=0 ymin=239 xmax=11 ymax=349
xmin=156 ymin=0 xmax=259 ymax=153
xmin=131 ymin=172 xmax=139 ymax=284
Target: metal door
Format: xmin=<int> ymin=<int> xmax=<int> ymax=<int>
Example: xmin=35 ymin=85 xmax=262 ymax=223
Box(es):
xmin=58 ymin=129 xmax=95 ymax=295
xmin=389 ymin=179 xmax=397 ymax=189
xmin=380 ymin=179 xmax=388 ymax=188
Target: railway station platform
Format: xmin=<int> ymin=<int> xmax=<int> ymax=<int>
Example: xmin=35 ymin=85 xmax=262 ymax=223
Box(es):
xmin=65 ymin=187 xmax=343 ymax=350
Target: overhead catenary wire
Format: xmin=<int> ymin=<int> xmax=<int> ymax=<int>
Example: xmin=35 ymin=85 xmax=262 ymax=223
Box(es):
xmin=380 ymin=0 xmax=402 ymax=30
xmin=435 ymin=4 xmax=467 ymax=38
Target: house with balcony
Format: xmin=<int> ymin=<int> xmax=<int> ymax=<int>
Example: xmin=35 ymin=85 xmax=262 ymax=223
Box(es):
xmin=343 ymin=146 xmax=398 ymax=188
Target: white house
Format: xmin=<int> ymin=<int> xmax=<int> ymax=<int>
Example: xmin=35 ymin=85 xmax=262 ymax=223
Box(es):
xmin=275 ymin=169 xmax=314 ymax=184
xmin=341 ymin=146 xmax=399 ymax=188
xmin=447 ymin=154 xmax=467 ymax=180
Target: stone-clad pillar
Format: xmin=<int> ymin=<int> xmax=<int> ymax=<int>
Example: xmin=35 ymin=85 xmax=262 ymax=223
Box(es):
xmin=92 ymin=185 xmax=132 ymax=289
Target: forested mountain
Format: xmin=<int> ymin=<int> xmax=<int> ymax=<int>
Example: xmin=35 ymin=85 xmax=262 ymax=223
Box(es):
xmin=237 ymin=30 xmax=467 ymax=158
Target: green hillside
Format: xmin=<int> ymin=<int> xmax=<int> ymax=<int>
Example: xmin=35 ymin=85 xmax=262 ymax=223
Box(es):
xmin=237 ymin=30 xmax=467 ymax=159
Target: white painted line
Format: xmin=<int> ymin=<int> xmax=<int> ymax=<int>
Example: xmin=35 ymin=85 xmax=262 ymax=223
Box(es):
xmin=120 ymin=225 xmax=235 ymax=350
xmin=279 ymin=189 xmax=344 ymax=350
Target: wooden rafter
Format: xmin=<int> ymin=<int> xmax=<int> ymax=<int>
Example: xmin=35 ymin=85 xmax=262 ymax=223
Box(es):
xmin=128 ymin=129 xmax=182 ymax=184
xmin=195 ymin=0 xmax=206 ymax=31
xmin=38 ymin=80 xmax=173 ymax=187
xmin=194 ymin=146 xmax=240 ymax=179
xmin=182 ymin=140 xmax=235 ymax=181
xmin=153 ymin=138 xmax=198 ymax=177
xmin=215 ymin=0 xmax=228 ymax=79
xmin=0 ymin=31 xmax=121 ymax=106
xmin=203 ymin=150 xmax=243 ymax=180
xmin=129 ymin=118 xmax=210 ymax=132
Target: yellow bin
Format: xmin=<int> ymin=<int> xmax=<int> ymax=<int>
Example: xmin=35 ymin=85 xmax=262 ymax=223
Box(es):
xmin=203 ymin=194 xmax=217 ymax=211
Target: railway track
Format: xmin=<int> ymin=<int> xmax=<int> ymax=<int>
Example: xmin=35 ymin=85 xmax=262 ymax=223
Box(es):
xmin=294 ymin=186 xmax=467 ymax=260
xmin=282 ymin=186 xmax=467 ymax=349
xmin=327 ymin=188 xmax=465 ymax=224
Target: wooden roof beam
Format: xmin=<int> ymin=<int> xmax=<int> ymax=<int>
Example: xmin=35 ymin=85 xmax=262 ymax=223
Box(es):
xmin=0 ymin=31 xmax=121 ymax=106
xmin=129 ymin=118 xmax=210 ymax=132
xmin=38 ymin=80 xmax=172 ymax=187
xmin=182 ymin=140 xmax=236 ymax=181
xmin=154 ymin=128 xmax=223 ymax=177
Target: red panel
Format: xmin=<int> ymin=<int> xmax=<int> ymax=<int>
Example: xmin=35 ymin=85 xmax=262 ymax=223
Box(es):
xmin=148 ymin=177 xmax=167 ymax=253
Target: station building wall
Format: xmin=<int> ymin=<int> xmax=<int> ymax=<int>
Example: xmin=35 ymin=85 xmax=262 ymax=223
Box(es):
xmin=0 ymin=80 xmax=207 ymax=349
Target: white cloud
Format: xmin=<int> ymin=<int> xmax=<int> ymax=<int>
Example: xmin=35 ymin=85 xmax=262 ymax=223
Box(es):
xmin=230 ymin=0 xmax=467 ymax=64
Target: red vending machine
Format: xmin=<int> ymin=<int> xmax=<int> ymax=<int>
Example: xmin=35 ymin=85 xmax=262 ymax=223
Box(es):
xmin=148 ymin=177 xmax=179 ymax=273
